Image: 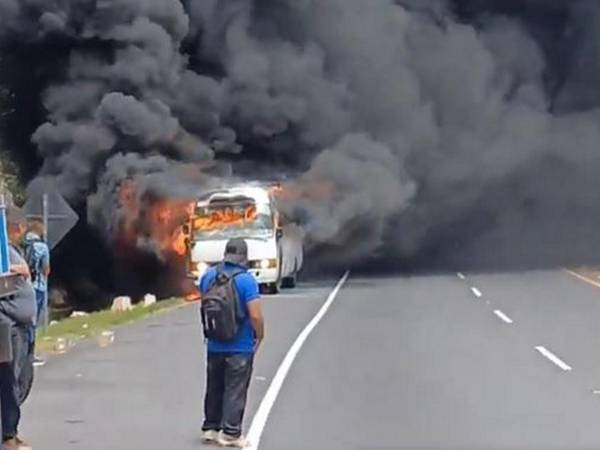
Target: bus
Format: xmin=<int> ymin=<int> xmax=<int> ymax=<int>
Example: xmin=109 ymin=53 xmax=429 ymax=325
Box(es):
xmin=185 ymin=184 xmax=303 ymax=294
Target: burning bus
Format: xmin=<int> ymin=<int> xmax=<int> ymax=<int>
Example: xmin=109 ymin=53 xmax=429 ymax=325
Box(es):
xmin=185 ymin=184 xmax=303 ymax=294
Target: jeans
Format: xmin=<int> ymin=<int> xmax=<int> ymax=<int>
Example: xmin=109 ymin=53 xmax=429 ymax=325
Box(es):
xmin=35 ymin=289 xmax=48 ymax=329
xmin=202 ymin=352 xmax=254 ymax=438
xmin=0 ymin=325 xmax=32 ymax=440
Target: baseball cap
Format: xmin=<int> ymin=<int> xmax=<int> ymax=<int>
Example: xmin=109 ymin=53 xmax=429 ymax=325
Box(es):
xmin=223 ymin=237 xmax=248 ymax=266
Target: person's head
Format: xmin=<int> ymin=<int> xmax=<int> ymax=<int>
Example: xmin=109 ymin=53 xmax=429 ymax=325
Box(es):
xmin=223 ymin=237 xmax=248 ymax=266
xmin=27 ymin=216 xmax=45 ymax=237
xmin=6 ymin=205 xmax=27 ymax=244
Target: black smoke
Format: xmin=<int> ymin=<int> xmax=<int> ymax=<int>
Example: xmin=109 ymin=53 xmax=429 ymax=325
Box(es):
xmin=0 ymin=0 xmax=599 ymax=306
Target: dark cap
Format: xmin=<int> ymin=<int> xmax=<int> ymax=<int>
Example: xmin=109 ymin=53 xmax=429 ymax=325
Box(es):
xmin=223 ymin=237 xmax=248 ymax=266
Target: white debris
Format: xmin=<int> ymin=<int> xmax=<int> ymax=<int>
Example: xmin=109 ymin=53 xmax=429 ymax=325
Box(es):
xmin=111 ymin=296 xmax=133 ymax=312
xmin=82 ymin=323 xmax=89 ymax=330
xmin=49 ymin=321 xmax=58 ymax=326
xmin=54 ymin=338 xmax=67 ymax=354
xmin=98 ymin=330 xmax=115 ymax=348
xmin=71 ymin=311 xmax=88 ymax=318
xmin=143 ymin=293 xmax=157 ymax=307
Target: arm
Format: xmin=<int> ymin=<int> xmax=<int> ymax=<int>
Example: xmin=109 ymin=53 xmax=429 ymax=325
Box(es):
xmin=8 ymin=245 xmax=30 ymax=278
xmin=10 ymin=263 xmax=30 ymax=278
xmin=247 ymin=299 xmax=265 ymax=352
xmin=42 ymin=245 xmax=51 ymax=277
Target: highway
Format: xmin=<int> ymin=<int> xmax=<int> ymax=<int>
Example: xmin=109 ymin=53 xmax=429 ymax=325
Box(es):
xmin=21 ymin=271 xmax=600 ymax=450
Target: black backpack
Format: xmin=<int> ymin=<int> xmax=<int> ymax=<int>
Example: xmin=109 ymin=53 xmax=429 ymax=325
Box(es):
xmin=23 ymin=238 xmax=42 ymax=283
xmin=200 ymin=266 xmax=245 ymax=341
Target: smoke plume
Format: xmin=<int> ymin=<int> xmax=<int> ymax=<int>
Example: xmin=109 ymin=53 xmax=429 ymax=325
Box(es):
xmin=0 ymin=0 xmax=600 ymax=302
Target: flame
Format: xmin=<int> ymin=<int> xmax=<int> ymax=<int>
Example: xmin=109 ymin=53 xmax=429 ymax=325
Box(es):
xmin=147 ymin=199 xmax=195 ymax=256
xmin=272 ymin=180 xmax=334 ymax=201
xmin=117 ymin=179 xmax=194 ymax=257
xmin=192 ymin=204 xmax=257 ymax=231
xmin=185 ymin=292 xmax=200 ymax=302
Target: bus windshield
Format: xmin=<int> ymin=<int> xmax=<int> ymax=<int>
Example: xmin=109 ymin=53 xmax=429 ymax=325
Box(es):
xmin=191 ymin=201 xmax=274 ymax=241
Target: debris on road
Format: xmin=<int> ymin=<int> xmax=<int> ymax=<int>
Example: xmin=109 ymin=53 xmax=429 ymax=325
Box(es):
xmin=54 ymin=338 xmax=67 ymax=354
xmin=97 ymin=330 xmax=115 ymax=348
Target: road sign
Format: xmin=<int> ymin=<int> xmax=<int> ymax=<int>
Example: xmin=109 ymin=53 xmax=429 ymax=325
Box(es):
xmin=24 ymin=184 xmax=78 ymax=250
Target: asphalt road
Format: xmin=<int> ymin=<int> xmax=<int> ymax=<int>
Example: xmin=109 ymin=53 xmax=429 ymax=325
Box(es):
xmin=21 ymin=271 xmax=600 ymax=450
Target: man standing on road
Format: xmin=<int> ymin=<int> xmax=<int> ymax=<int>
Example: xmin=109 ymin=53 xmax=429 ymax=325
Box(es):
xmin=1 ymin=206 xmax=36 ymax=450
xmin=23 ymin=217 xmax=50 ymax=366
xmin=198 ymin=238 xmax=264 ymax=448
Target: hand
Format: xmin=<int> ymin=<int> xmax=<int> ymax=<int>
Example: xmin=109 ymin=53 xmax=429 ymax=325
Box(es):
xmin=11 ymin=264 xmax=30 ymax=278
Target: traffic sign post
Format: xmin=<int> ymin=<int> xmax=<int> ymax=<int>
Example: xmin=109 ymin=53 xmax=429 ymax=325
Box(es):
xmin=24 ymin=185 xmax=78 ymax=251
xmin=24 ymin=184 xmax=79 ymax=330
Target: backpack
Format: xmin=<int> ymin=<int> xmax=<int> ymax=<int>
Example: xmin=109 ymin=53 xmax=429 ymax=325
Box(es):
xmin=23 ymin=238 xmax=42 ymax=283
xmin=200 ymin=266 xmax=245 ymax=341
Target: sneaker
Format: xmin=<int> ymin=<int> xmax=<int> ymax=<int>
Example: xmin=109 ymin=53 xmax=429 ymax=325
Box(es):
xmin=15 ymin=436 xmax=32 ymax=449
xmin=33 ymin=356 xmax=45 ymax=367
xmin=2 ymin=438 xmax=18 ymax=450
xmin=201 ymin=429 xmax=220 ymax=444
xmin=3 ymin=436 xmax=32 ymax=450
xmin=217 ymin=433 xmax=249 ymax=448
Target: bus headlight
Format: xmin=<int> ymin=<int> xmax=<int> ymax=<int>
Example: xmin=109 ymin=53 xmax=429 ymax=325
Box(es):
xmin=259 ymin=259 xmax=278 ymax=269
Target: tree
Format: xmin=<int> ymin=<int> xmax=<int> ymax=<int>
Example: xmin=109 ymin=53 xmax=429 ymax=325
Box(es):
xmin=0 ymin=73 xmax=23 ymax=205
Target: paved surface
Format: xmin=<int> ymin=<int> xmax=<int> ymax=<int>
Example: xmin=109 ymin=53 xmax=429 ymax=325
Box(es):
xmin=21 ymin=271 xmax=600 ymax=449
xmin=21 ymin=282 xmax=333 ymax=449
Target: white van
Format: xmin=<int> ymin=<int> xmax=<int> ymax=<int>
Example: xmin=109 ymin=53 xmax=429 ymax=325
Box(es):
xmin=186 ymin=185 xmax=303 ymax=294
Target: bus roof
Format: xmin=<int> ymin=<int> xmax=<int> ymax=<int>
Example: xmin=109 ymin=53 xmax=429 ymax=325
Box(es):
xmin=196 ymin=185 xmax=272 ymax=207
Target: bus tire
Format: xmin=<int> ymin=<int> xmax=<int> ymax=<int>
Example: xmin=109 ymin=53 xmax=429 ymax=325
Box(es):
xmin=281 ymin=271 xmax=297 ymax=289
xmin=261 ymin=281 xmax=280 ymax=295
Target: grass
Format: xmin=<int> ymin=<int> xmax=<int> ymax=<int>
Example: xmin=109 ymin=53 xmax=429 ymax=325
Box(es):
xmin=36 ymin=298 xmax=185 ymax=354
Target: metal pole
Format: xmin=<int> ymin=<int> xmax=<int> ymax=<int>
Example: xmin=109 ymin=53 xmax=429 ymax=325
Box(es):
xmin=42 ymin=194 xmax=48 ymax=242
xmin=42 ymin=194 xmax=49 ymax=329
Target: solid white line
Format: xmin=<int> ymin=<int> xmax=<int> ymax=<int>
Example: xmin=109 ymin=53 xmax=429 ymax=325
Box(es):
xmin=535 ymin=346 xmax=572 ymax=372
xmin=246 ymin=271 xmax=350 ymax=450
xmin=493 ymin=309 xmax=513 ymax=324
xmin=471 ymin=287 xmax=482 ymax=298
xmin=457 ymin=272 xmax=466 ymax=280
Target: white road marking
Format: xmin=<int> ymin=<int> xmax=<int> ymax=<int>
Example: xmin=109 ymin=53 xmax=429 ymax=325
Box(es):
xmin=471 ymin=287 xmax=482 ymax=298
xmin=247 ymin=271 xmax=350 ymax=450
xmin=493 ymin=309 xmax=513 ymax=324
xmin=592 ymin=389 xmax=600 ymax=395
xmin=535 ymin=346 xmax=572 ymax=372
xmin=457 ymin=272 xmax=466 ymax=280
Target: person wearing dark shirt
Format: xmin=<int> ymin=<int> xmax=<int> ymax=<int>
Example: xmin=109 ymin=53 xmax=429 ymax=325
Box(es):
xmin=1 ymin=206 xmax=36 ymax=450
xmin=198 ymin=238 xmax=264 ymax=448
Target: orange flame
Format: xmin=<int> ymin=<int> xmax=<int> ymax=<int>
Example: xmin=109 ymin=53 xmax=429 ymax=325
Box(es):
xmin=192 ymin=205 xmax=257 ymax=232
xmin=117 ymin=179 xmax=194 ymax=257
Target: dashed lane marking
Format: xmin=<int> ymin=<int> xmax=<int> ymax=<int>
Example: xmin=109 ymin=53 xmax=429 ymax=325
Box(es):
xmin=535 ymin=346 xmax=572 ymax=372
xmin=471 ymin=287 xmax=482 ymax=298
xmin=493 ymin=309 xmax=513 ymax=324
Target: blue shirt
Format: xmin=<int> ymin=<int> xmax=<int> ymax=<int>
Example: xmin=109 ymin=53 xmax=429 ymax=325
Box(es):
xmin=24 ymin=233 xmax=50 ymax=292
xmin=198 ymin=263 xmax=260 ymax=353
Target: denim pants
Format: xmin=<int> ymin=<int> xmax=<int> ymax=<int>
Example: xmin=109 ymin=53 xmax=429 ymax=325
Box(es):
xmin=0 ymin=325 xmax=32 ymax=440
xmin=202 ymin=352 xmax=254 ymax=438
xmin=35 ymin=289 xmax=48 ymax=329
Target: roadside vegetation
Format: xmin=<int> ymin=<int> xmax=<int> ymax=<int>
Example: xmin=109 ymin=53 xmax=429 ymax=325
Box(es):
xmin=36 ymin=298 xmax=185 ymax=353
